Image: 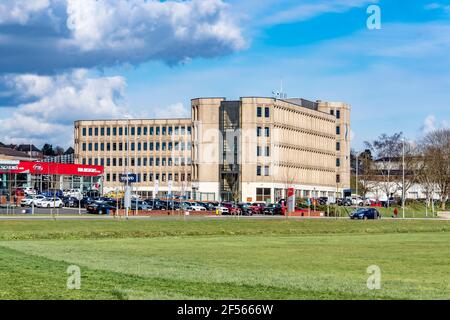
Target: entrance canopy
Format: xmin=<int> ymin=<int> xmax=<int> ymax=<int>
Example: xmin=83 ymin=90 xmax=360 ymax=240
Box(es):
xmin=0 ymin=161 xmax=103 ymax=177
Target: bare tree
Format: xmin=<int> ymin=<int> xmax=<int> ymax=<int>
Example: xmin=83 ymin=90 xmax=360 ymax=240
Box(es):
xmin=420 ymin=129 xmax=450 ymax=210
xmin=364 ymin=133 xmax=403 ymax=205
xmin=352 ymin=149 xmax=377 ymax=198
xmin=393 ymin=141 xmax=422 ymax=199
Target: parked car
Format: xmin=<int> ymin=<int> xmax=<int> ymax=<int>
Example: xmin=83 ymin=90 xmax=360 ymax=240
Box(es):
xmin=250 ymin=202 xmax=266 ymax=215
xmin=145 ymin=199 xmax=167 ymax=210
xmin=20 ymin=195 xmax=44 ymax=207
xmin=41 ymin=189 xmax=64 ymax=198
xmin=263 ymin=203 xmax=284 ymax=215
xmin=381 ymin=198 xmax=398 ymax=208
xmin=214 ymin=205 xmax=229 ymax=215
xmin=129 ymin=200 xmax=151 ymax=211
xmin=350 ymin=208 xmax=381 ymax=220
xmin=187 ymin=205 xmax=207 ymax=212
xmin=66 ymin=189 xmax=83 ymax=200
xmin=317 ymin=197 xmax=329 ymax=205
xmin=196 ymin=201 xmax=216 ymax=211
xmin=86 ymin=202 xmax=116 ymax=215
xmin=237 ymin=203 xmax=253 ymax=216
xmin=23 ymin=187 xmax=37 ymax=195
xmin=84 ymin=190 xmax=101 ymax=198
xmin=351 ymin=196 xmax=364 ymax=206
xmin=62 ymin=196 xmax=83 ymax=208
xmin=337 ymin=197 xmax=352 ymax=206
xmin=38 ymin=197 xmax=64 ymax=208
xmin=222 ymin=202 xmax=242 ymax=215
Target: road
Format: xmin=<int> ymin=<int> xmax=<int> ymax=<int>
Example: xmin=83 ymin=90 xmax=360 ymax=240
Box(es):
xmin=0 ymin=210 xmax=448 ymax=221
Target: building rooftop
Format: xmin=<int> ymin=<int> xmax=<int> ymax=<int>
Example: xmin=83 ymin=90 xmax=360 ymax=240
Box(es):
xmin=16 ymin=144 xmax=42 ymax=152
xmin=0 ymin=146 xmax=32 ymax=159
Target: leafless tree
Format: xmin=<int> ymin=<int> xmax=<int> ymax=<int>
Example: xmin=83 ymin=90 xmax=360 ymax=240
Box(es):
xmin=393 ymin=141 xmax=423 ymax=198
xmin=420 ymin=129 xmax=450 ymax=210
xmin=353 ymin=149 xmax=377 ymax=198
xmin=364 ymin=133 xmax=403 ymax=205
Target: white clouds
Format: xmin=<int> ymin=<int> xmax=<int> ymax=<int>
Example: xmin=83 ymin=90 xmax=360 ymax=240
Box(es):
xmin=0 ymin=0 xmax=245 ymax=73
xmin=0 ymin=0 xmax=50 ymax=24
xmin=422 ymin=115 xmax=450 ymax=134
xmin=152 ymin=102 xmax=191 ymax=119
xmin=0 ymin=70 xmax=129 ymax=147
xmin=424 ymin=2 xmax=450 ymax=14
xmin=65 ymin=0 xmax=245 ymax=53
xmin=260 ymin=0 xmax=377 ymax=26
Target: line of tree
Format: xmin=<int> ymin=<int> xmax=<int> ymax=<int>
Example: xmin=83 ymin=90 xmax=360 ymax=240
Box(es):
xmin=352 ymin=128 xmax=449 ymax=210
xmin=41 ymin=144 xmax=65 ymax=157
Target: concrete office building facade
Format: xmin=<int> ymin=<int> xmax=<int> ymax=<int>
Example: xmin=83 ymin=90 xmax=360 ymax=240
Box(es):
xmin=74 ymin=96 xmax=350 ymax=202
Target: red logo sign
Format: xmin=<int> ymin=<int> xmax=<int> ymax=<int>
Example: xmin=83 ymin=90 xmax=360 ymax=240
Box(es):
xmin=33 ymin=164 xmax=44 ymax=172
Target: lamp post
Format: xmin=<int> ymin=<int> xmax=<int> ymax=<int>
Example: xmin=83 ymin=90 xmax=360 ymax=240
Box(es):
xmin=355 ymin=151 xmax=359 ymax=197
xmin=402 ymin=137 xmax=405 ymax=219
xmin=125 ymin=117 xmax=130 ymax=219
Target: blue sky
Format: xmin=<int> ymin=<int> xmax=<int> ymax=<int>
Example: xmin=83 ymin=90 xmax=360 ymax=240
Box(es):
xmin=0 ymin=0 xmax=449 ymax=148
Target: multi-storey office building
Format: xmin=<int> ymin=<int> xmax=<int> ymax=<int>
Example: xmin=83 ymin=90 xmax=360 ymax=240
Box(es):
xmin=74 ymin=96 xmax=351 ymax=202
xmin=74 ymin=119 xmax=193 ymax=198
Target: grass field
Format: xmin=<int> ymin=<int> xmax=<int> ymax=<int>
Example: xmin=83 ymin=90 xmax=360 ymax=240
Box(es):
xmin=329 ymin=202 xmax=443 ymax=219
xmin=0 ymin=219 xmax=449 ymax=300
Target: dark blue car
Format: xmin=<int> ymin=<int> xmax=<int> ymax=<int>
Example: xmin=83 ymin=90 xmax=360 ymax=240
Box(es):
xmin=350 ymin=208 xmax=381 ymax=220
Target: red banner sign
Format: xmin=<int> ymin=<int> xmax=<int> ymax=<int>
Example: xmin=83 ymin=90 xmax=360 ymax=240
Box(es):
xmin=0 ymin=161 xmax=104 ymax=177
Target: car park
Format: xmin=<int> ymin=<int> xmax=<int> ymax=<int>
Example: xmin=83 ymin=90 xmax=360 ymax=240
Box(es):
xmin=350 ymin=208 xmax=381 ymax=220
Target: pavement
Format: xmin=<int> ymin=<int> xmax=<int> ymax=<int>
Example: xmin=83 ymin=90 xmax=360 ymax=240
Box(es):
xmin=437 ymin=212 xmax=450 ymax=219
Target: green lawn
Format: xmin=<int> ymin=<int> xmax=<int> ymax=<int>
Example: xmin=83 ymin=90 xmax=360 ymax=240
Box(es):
xmin=0 ymin=219 xmax=449 ymax=300
xmin=334 ymin=203 xmax=443 ymax=219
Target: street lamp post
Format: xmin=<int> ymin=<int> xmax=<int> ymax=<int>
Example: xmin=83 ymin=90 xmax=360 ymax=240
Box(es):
xmin=355 ymin=151 xmax=359 ymax=197
xmin=402 ymin=137 xmax=405 ymax=219
xmin=125 ymin=118 xmax=130 ymax=219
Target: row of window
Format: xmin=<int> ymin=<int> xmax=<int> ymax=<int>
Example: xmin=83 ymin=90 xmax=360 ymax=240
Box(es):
xmin=106 ymin=172 xmax=191 ymax=183
xmin=81 ymin=157 xmax=192 ymax=167
xmin=257 ymin=106 xmax=270 ymax=118
xmin=257 ymin=146 xmax=270 ymax=157
xmin=256 ymin=166 xmax=270 ymax=177
xmin=330 ymin=109 xmax=341 ymax=119
xmin=256 ymin=127 xmax=270 ymax=137
xmin=82 ymin=141 xmax=191 ymax=152
xmin=82 ymin=125 xmax=191 ymax=137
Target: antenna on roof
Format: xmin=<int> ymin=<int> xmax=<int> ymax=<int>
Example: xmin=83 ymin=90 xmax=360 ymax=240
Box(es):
xmin=272 ymin=78 xmax=287 ymax=99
